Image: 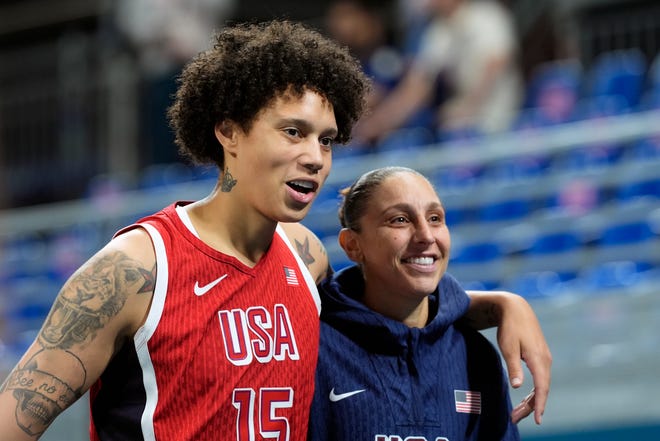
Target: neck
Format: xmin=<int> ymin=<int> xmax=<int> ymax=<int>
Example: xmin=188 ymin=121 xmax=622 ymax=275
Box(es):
xmin=362 ymin=286 xmax=430 ymax=328
xmin=185 ymin=188 xmax=278 ymax=267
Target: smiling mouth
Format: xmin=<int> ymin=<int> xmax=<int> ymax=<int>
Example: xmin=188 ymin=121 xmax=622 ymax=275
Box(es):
xmin=402 ymin=256 xmax=436 ymax=265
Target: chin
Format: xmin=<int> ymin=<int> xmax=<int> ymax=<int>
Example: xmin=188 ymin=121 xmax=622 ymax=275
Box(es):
xmin=414 ymin=278 xmax=442 ymax=295
xmin=278 ymin=208 xmax=309 ymax=223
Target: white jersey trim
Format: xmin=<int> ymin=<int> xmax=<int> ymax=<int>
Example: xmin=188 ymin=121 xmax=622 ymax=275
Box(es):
xmin=133 ymin=222 xmax=169 ymax=441
xmin=276 ymin=223 xmax=322 ymax=315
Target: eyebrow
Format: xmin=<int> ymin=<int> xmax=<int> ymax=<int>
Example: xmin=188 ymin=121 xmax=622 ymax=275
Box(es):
xmin=380 ymin=201 xmax=445 ymax=216
xmin=279 ymin=118 xmax=338 ymax=138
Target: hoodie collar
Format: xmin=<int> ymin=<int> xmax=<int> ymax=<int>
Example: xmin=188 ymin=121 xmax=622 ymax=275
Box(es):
xmin=319 ymin=265 xmax=471 ymax=353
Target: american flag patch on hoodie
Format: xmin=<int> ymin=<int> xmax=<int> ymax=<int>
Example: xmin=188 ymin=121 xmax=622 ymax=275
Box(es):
xmin=455 ymin=390 xmax=481 ymax=414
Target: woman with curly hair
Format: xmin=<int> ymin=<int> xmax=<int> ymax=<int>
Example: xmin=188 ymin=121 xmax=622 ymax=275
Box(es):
xmin=0 ymin=20 xmax=548 ymax=441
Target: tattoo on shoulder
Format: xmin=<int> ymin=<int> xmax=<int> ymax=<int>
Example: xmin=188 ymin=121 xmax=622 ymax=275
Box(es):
xmin=463 ymin=302 xmax=499 ymax=330
xmin=479 ymin=303 xmax=499 ymax=328
xmin=294 ymin=236 xmax=316 ymax=268
xmin=295 ymin=234 xmax=333 ymax=284
xmin=38 ymin=251 xmax=156 ymax=350
xmin=220 ymin=167 xmax=237 ymax=192
xmin=2 ymin=349 xmax=87 ymax=436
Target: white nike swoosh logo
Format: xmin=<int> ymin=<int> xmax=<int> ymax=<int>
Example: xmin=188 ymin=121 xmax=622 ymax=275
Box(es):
xmin=329 ymin=388 xmax=365 ymax=402
xmin=194 ymin=274 xmax=228 ymax=296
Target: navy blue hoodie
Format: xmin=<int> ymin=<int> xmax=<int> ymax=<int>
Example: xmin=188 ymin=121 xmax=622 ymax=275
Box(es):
xmin=308 ymin=265 xmax=519 ymax=441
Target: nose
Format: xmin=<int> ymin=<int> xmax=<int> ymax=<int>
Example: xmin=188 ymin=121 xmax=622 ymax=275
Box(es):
xmin=414 ymin=221 xmax=435 ymax=244
xmin=302 ymin=140 xmax=327 ymax=174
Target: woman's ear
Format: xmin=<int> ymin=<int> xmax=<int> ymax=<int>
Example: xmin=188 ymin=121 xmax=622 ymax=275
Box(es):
xmin=214 ymin=120 xmax=239 ymax=154
xmin=338 ymin=228 xmax=363 ymax=263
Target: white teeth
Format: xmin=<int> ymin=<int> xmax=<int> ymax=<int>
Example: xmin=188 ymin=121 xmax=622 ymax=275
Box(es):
xmin=289 ymin=180 xmax=314 ymax=189
xmin=405 ymin=257 xmax=434 ymax=265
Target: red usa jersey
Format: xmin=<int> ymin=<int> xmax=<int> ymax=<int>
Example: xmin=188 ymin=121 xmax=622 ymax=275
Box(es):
xmin=89 ymin=202 xmax=321 ymax=441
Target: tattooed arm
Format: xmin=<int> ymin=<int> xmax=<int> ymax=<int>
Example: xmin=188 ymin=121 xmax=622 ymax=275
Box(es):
xmin=0 ymin=229 xmax=156 ymax=440
xmin=464 ymin=290 xmax=552 ymax=425
xmin=280 ymin=222 xmax=332 ymax=284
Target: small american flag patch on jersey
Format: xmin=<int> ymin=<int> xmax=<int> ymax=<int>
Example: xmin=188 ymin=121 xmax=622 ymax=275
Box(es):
xmin=283 ymin=266 xmax=299 ymax=285
xmin=455 ymin=390 xmax=481 ymax=414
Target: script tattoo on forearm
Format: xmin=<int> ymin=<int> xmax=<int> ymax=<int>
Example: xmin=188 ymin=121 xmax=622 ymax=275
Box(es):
xmin=39 ymin=251 xmax=156 ymax=350
xmin=1 ymin=349 xmax=87 ymax=436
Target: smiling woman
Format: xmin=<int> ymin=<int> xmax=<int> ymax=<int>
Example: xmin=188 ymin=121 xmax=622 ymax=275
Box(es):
xmin=309 ymin=166 xmax=520 ymax=441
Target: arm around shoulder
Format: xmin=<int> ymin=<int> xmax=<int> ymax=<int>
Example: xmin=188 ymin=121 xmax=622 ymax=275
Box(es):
xmin=464 ymin=290 xmax=552 ymax=425
xmin=0 ymin=228 xmax=156 ymax=440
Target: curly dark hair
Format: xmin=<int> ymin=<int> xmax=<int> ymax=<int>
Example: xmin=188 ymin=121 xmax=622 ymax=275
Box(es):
xmin=167 ymin=20 xmax=371 ymax=169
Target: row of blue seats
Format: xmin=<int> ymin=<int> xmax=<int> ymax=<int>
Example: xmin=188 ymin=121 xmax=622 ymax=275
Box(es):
xmin=307 ymin=151 xmax=660 ymax=240
xmin=452 ymin=210 xmax=658 ymax=262
xmin=471 ymin=260 xmax=659 ymax=299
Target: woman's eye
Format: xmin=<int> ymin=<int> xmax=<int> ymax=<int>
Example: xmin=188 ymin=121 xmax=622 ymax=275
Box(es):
xmin=320 ymin=137 xmax=335 ymax=147
xmin=284 ymin=128 xmax=300 ymax=137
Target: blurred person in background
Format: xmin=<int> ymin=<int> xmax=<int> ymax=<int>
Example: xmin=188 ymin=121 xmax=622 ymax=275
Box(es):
xmin=324 ymin=1 xmax=413 ymax=126
xmin=0 ymin=19 xmax=547 ymax=441
xmin=354 ymin=0 xmax=523 ymax=143
xmin=113 ymin=0 xmax=236 ymax=166
xmin=308 ymin=167 xmax=530 ymax=440
xmin=324 ymin=0 xmax=438 ymax=151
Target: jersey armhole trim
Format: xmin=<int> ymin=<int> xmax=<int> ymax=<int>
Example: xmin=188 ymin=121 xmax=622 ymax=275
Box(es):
xmin=276 ymin=224 xmax=322 ymax=315
xmin=132 ymin=222 xmax=168 ymax=441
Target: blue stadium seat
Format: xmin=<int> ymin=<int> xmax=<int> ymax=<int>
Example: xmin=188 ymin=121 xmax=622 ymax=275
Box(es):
xmin=507 ymin=270 xmax=574 ymax=299
xmin=449 ymin=241 xmax=505 ymax=290
xmin=514 ymin=228 xmax=585 ymax=288
xmin=443 ymin=206 xmax=469 ymax=227
xmin=528 ymin=231 xmax=582 ymax=255
xmin=572 ymin=94 xmax=631 ymax=121
xmin=430 ymin=165 xmax=484 ymax=191
xmin=630 ymin=136 xmax=660 ymax=160
xmin=555 ymin=142 xmax=624 ymax=172
xmin=481 ymin=155 xmax=551 ymax=182
xmin=579 ymin=260 xmax=654 ymax=292
xmin=599 ymin=220 xmax=655 ymax=246
xmin=451 ymin=241 xmax=503 ymax=264
xmin=591 ymin=219 xmax=658 ymax=267
xmin=477 ymin=198 xmax=531 ymax=223
xmin=616 ymin=178 xmax=660 ymax=201
xmin=587 ymin=48 xmax=647 ymax=110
